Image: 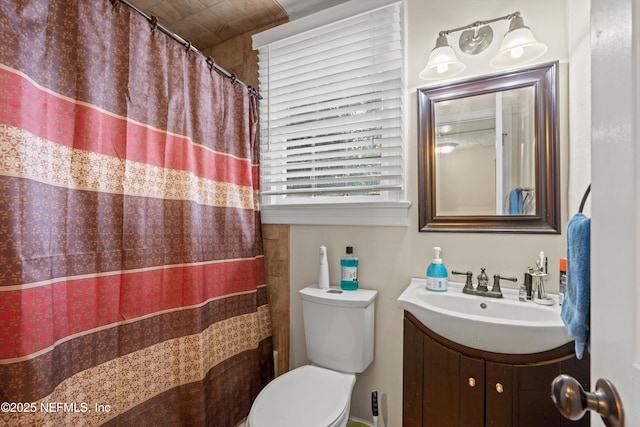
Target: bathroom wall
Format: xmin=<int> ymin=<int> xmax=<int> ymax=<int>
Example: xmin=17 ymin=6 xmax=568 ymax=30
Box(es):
xmin=202 ymin=19 xmax=286 ymax=89
xmin=287 ymin=0 xmax=590 ymax=425
xmin=567 ymin=0 xmax=592 ymax=216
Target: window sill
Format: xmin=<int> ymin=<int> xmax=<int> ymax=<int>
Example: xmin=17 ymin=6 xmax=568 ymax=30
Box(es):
xmin=260 ymin=201 xmax=412 ymax=227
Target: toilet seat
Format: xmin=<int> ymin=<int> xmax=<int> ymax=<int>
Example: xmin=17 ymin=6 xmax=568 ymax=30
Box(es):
xmin=247 ymin=365 xmax=356 ymax=427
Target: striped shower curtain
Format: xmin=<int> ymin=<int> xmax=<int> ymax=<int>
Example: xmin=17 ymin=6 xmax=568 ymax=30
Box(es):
xmin=0 ymin=0 xmax=273 ymax=426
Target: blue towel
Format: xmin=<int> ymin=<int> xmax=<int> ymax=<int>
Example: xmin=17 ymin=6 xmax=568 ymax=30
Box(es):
xmin=508 ymin=188 xmax=522 ymax=214
xmin=561 ymin=213 xmax=591 ymax=359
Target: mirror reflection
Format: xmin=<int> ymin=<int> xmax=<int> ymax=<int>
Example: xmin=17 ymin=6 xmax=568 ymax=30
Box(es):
xmin=434 ymin=86 xmax=535 ymax=216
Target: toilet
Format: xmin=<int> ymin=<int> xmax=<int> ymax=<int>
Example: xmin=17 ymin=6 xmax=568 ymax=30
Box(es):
xmin=247 ymin=285 xmax=377 ymax=427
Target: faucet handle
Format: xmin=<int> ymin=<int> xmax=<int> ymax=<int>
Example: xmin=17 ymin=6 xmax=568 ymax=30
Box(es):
xmin=490 ymin=274 xmax=517 ymax=297
xmin=451 ymin=270 xmax=474 ymax=291
xmin=496 ymin=274 xmax=518 ymax=283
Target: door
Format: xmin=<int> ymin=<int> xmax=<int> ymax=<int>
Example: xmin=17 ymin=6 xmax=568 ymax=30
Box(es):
xmin=586 ymin=0 xmax=639 ymax=424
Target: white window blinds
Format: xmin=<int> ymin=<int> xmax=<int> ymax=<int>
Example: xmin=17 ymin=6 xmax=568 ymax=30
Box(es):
xmin=255 ymin=1 xmax=405 ymax=207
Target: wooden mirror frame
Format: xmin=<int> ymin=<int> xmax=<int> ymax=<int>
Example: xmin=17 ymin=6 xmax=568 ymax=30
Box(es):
xmin=417 ymin=61 xmax=560 ymax=233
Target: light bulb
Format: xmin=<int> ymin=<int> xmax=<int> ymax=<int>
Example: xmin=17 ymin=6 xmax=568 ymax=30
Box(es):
xmin=437 ymin=63 xmax=449 ymax=74
xmin=510 ymin=46 xmax=524 ymax=59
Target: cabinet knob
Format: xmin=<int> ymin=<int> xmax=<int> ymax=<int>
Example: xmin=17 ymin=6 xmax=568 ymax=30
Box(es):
xmin=468 ymin=377 xmax=476 ymax=387
xmin=496 ymin=383 xmax=504 ymax=393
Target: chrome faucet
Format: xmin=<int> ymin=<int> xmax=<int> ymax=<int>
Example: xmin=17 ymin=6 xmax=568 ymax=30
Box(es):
xmin=452 ymin=268 xmax=516 ymax=299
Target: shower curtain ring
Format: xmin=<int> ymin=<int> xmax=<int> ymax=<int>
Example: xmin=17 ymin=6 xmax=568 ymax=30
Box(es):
xmin=184 ymin=40 xmax=192 ymax=52
xmin=150 ymin=16 xmax=158 ymax=31
xmin=231 ymin=74 xmax=237 ymax=83
xmin=206 ymin=56 xmax=215 ymax=70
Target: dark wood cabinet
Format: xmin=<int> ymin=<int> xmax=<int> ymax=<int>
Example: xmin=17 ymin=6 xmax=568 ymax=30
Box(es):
xmin=403 ymin=312 xmax=590 ymax=427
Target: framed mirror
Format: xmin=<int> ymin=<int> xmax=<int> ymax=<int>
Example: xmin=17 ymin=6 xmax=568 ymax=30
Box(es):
xmin=417 ymin=62 xmax=560 ymax=233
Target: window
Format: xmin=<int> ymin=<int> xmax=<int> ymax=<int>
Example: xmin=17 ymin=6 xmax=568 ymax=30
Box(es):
xmin=253 ymin=0 xmax=409 ymax=226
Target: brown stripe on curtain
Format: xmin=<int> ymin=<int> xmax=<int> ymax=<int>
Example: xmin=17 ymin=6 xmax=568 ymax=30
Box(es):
xmin=0 ymin=177 xmax=261 ymax=284
xmin=0 ymin=0 xmax=273 ymax=426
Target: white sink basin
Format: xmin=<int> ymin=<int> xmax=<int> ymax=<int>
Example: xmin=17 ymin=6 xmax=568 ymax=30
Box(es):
xmin=397 ymin=278 xmax=572 ymax=354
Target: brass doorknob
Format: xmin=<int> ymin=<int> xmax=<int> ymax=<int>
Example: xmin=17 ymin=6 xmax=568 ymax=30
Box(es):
xmin=551 ymin=374 xmax=624 ymax=427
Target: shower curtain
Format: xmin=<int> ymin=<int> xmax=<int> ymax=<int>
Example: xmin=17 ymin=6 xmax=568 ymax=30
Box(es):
xmin=0 ymin=1 xmax=273 ymax=426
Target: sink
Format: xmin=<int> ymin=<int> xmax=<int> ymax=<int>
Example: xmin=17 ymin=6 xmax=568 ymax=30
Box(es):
xmin=397 ymin=278 xmax=572 ymax=354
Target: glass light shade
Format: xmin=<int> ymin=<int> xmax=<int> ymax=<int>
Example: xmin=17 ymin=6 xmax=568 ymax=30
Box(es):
xmin=419 ymin=35 xmax=466 ymax=80
xmin=490 ymin=17 xmax=547 ymax=68
xmin=436 ymin=142 xmax=458 ymax=154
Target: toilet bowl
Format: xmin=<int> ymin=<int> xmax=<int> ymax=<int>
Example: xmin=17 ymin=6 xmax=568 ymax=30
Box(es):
xmin=247 ymin=365 xmax=355 ymax=427
xmin=247 ymin=285 xmax=377 ymax=427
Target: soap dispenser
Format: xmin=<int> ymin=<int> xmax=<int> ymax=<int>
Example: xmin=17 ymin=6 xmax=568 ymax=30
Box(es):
xmin=426 ymin=246 xmax=448 ymax=292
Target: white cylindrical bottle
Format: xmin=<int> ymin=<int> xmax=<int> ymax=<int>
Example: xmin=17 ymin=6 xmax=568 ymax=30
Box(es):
xmin=318 ymin=245 xmax=330 ymax=289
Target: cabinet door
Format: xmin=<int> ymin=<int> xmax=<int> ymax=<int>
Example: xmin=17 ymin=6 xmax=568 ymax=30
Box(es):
xmin=423 ymin=335 xmax=460 ymax=426
xmin=459 ymin=355 xmax=484 ymax=427
xmin=513 ymin=362 xmax=560 ymax=426
xmin=486 ymin=361 xmax=513 ymax=427
xmin=403 ymin=318 xmax=424 ymax=426
xmin=512 ymin=356 xmax=590 ymax=427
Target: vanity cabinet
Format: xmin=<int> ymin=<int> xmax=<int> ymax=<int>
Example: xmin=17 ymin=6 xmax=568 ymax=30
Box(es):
xmin=403 ymin=312 xmax=590 ymax=427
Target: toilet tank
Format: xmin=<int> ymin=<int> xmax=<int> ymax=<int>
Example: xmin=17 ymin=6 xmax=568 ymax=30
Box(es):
xmin=299 ymin=285 xmax=377 ymax=373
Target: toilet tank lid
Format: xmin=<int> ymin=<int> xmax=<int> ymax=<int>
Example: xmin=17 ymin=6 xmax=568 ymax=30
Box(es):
xmin=299 ymin=285 xmax=377 ymax=308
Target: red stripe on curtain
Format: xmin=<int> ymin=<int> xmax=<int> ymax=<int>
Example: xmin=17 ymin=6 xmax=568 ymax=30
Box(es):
xmin=0 ymin=257 xmax=265 ymax=359
xmin=0 ymin=66 xmax=253 ymax=187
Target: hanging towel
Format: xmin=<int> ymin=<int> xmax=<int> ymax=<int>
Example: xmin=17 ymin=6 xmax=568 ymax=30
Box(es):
xmin=561 ymin=212 xmax=591 ymax=359
xmin=508 ymin=188 xmax=523 ymax=214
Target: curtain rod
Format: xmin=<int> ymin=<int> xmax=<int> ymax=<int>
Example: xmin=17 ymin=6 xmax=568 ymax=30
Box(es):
xmin=116 ymin=0 xmax=262 ymax=99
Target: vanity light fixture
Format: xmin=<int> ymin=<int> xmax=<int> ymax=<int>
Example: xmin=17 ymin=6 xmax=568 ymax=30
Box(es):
xmin=419 ymin=12 xmax=547 ymax=80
